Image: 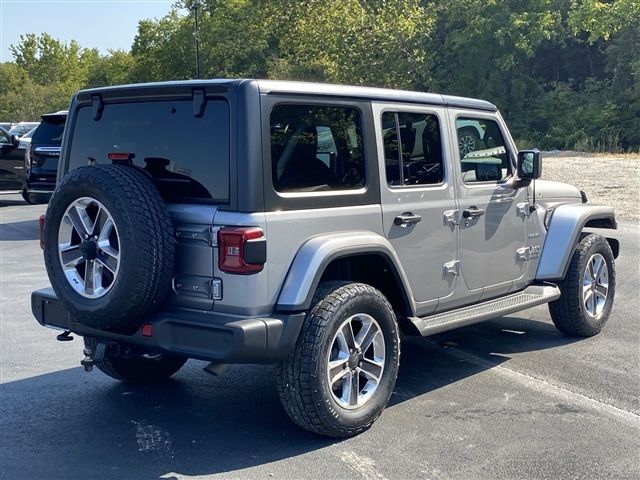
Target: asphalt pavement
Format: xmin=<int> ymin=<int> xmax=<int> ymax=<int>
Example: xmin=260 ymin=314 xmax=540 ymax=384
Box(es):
xmin=1 ymin=192 xmax=638 ymax=480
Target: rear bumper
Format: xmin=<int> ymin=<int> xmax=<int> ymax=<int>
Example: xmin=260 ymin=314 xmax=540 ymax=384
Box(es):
xmin=31 ymin=288 xmax=305 ymax=363
xmin=25 ymin=177 xmax=55 ymax=193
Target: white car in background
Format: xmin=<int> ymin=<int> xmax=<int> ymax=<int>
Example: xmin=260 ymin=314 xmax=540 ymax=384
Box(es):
xmin=9 ymin=122 xmax=39 ymax=138
xmin=18 ymin=126 xmax=38 ymax=150
xmin=456 ymin=119 xmax=485 ymax=155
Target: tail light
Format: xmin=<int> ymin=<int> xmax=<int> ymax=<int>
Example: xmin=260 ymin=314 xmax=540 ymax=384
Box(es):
xmin=39 ymin=215 xmax=46 ymax=249
xmin=217 ymin=227 xmax=266 ymax=274
xmin=108 ymin=152 xmax=134 ymax=163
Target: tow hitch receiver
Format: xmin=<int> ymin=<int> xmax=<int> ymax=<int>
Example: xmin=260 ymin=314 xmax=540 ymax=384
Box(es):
xmin=81 ymin=341 xmax=107 ymax=372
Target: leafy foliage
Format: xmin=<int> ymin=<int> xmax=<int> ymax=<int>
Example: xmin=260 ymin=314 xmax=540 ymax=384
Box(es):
xmin=1 ymin=1 xmax=638 ymax=151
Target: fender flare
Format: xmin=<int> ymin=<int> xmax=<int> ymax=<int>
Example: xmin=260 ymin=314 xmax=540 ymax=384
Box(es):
xmin=275 ymin=231 xmax=414 ymax=313
xmin=536 ymin=204 xmax=617 ymax=281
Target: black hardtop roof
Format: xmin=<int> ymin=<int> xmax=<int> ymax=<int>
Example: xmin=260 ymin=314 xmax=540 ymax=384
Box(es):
xmin=76 ymin=79 xmax=497 ymax=112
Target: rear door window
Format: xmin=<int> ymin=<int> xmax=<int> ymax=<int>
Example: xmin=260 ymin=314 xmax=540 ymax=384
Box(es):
xmin=68 ymin=100 xmax=230 ymax=202
xmin=270 ymin=105 xmax=365 ymax=192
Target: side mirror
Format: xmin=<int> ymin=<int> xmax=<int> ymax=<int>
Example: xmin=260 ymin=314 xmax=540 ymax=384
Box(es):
xmin=11 ymin=134 xmax=20 ymax=147
xmin=517 ymin=149 xmax=542 ymax=180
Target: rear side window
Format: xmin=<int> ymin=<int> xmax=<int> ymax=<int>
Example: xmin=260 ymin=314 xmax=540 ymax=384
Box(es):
xmin=32 ymin=116 xmax=65 ymax=144
xmin=68 ymin=100 xmax=229 ymax=202
xmin=382 ymin=111 xmax=444 ymax=186
xmin=270 ymin=105 xmax=365 ymax=192
xmin=456 ymin=117 xmax=512 ymax=183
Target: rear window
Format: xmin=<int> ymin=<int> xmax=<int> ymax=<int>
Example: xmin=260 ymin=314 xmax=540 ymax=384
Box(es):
xmin=68 ymin=99 xmax=229 ymax=203
xmin=270 ymin=105 xmax=365 ymax=192
xmin=32 ymin=117 xmax=65 ymax=144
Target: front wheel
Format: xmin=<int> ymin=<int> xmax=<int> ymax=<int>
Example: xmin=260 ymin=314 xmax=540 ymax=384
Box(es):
xmin=277 ymin=282 xmax=400 ymax=437
xmin=549 ymin=233 xmax=616 ymax=336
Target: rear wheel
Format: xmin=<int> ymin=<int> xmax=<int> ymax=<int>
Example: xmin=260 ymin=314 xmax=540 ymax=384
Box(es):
xmin=277 ymin=282 xmax=400 ymax=437
xmin=549 ymin=233 xmax=615 ymax=336
xmin=84 ymin=337 xmax=186 ymax=384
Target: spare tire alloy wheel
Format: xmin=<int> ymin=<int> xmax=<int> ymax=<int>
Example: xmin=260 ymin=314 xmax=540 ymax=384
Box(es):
xmin=328 ymin=314 xmax=385 ymax=409
xmin=58 ymin=197 xmax=120 ymax=299
xmin=44 ymin=164 xmax=175 ymax=332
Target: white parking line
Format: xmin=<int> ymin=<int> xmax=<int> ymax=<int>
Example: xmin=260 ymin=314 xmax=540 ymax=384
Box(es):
xmin=340 ymin=451 xmax=389 ymax=480
xmin=435 ymin=342 xmax=640 ymax=426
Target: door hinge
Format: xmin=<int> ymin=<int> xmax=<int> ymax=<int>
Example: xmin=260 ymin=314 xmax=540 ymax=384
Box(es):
xmin=175 ymin=226 xmax=219 ymax=246
xmin=443 ymin=210 xmax=460 ymax=226
xmin=443 ymin=260 xmax=460 ymax=276
xmin=517 ymin=202 xmax=532 ymax=218
xmin=174 ymin=276 xmax=222 ymax=300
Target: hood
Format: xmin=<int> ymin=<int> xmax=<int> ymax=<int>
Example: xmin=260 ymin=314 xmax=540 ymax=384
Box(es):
xmin=532 ymin=179 xmax=582 ymax=201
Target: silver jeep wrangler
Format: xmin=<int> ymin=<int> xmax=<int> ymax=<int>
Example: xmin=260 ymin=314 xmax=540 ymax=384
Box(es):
xmin=32 ymin=80 xmax=619 ymax=437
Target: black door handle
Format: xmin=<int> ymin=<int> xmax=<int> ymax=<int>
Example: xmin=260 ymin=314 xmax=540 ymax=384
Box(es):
xmin=394 ymin=212 xmax=422 ymax=226
xmin=462 ymin=207 xmax=485 ymax=219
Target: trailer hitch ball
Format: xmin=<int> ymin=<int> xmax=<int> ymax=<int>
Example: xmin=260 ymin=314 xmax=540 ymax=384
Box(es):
xmin=80 ymin=341 xmax=107 ymax=372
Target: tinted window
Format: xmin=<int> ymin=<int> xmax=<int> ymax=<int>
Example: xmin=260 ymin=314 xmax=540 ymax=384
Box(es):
xmin=32 ymin=117 xmax=65 ymax=144
xmin=456 ymin=117 xmax=511 ymax=183
xmin=271 ymin=105 xmax=365 ymax=192
xmin=69 ymin=100 xmax=229 ymax=202
xmin=382 ymin=111 xmax=444 ymax=186
xmin=0 ymin=129 xmax=9 ymax=144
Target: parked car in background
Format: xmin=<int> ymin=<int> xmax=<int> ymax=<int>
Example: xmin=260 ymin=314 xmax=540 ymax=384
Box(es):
xmin=23 ymin=111 xmax=67 ymax=204
xmin=0 ymin=125 xmax=26 ymax=191
xmin=456 ymin=119 xmax=485 ymax=155
xmin=18 ymin=125 xmax=38 ymax=150
xmin=0 ymin=122 xmax=12 ymax=131
xmin=9 ymin=122 xmax=39 ymax=138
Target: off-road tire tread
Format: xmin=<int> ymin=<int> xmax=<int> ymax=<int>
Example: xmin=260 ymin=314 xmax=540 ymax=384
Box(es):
xmin=276 ymin=281 xmax=398 ymax=438
xmin=548 ymin=233 xmax=615 ymax=337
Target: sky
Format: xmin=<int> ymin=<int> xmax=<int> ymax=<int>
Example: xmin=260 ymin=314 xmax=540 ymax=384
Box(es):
xmin=0 ymin=0 xmax=175 ymax=62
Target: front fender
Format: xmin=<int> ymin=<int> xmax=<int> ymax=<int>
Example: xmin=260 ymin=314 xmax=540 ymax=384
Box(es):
xmin=275 ymin=231 xmax=414 ymax=313
xmin=536 ymin=204 xmax=617 ymax=281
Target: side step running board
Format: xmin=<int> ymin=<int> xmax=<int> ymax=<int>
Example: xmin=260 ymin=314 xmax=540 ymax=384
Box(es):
xmin=408 ymin=285 xmax=561 ymax=337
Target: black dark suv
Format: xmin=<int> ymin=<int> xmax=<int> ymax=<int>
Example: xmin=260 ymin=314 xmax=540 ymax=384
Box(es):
xmin=0 ymin=126 xmax=25 ymax=191
xmin=23 ymin=111 xmax=67 ymax=204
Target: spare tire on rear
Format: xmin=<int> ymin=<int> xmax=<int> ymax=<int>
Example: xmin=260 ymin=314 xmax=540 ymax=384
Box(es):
xmin=43 ymin=164 xmax=175 ymax=332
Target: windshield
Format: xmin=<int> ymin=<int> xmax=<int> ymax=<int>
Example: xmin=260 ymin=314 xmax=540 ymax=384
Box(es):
xmin=23 ymin=126 xmax=37 ymax=138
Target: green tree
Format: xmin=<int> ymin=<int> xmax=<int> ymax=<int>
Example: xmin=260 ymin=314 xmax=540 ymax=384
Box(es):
xmin=269 ymin=0 xmax=434 ymax=88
